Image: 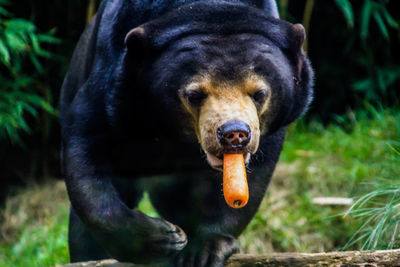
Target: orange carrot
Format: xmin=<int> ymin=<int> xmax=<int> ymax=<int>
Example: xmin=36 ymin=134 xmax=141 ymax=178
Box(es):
xmin=223 ymin=153 xmax=249 ymax=209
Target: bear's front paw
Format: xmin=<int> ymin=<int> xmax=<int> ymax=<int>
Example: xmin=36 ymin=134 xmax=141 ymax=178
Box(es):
xmin=100 ymin=216 xmax=187 ymax=263
xmin=172 ymin=233 xmax=239 ymax=267
xmin=145 ymin=217 xmax=188 ymax=257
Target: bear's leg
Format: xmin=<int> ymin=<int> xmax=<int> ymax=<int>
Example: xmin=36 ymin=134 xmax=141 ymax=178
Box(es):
xmin=68 ymin=178 xmax=143 ymax=262
xmin=148 ymin=170 xmax=269 ymax=267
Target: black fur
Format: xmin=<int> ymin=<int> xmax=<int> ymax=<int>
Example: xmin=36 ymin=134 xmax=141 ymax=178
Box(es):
xmin=60 ymin=0 xmax=313 ymax=266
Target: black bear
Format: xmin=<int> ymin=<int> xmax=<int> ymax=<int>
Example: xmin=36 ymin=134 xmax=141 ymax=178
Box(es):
xmin=60 ymin=0 xmax=313 ymax=266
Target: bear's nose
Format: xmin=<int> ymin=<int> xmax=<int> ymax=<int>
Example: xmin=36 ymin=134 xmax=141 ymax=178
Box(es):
xmin=217 ymin=120 xmax=251 ymax=149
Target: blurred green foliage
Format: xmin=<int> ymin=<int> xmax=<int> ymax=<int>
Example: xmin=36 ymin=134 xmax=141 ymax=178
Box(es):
xmin=0 ymin=1 xmax=98 ymax=196
xmin=337 ymin=0 xmax=400 ymax=108
xmin=334 ymin=0 xmax=399 ymax=37
xmin=0 ymin=0 xmax=58 ymax=144
xmin=279 ymin=0 xmax=400 ymax=118
xmin=338 ymin=0 xmax=400 ymax=105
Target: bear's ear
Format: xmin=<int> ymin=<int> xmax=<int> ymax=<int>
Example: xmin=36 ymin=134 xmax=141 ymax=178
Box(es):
xmin=286 ymin=23 xmax=306 ymax=80
xmin=124 ymin=26 xmax=149 ymax=54
xmin=277 ymin=23 xmax=313 ymax=131
xmin=289 ymin=24 xmax=306 ymax=53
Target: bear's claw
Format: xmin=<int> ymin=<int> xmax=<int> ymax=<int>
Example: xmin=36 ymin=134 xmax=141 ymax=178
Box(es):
xmin=172 ymin=233 xmax=239 ymax=267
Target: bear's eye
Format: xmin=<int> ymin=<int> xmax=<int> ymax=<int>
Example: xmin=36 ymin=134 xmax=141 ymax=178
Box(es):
xmin=184 ymin=90 xmax=207 ymax=107
xmin=251 ymin=90 xmax=268 ymax=105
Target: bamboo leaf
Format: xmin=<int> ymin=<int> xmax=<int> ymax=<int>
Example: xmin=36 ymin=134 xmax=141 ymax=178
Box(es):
xmin=361 ymin=0 xmax=372 ymax=40
xmin=352 ymin=79 xmax=373 ymax=92
xmin=19 ymin=102 xmax=38 ymax=117
xmin=0 ymin=6 xmax=10 ymax=17
xmin=4 ymin=30 xmax=26 ymax=52
xmin=381 ymin=7 xmax=399 ymax=28
xmin=6 ymin=18 xmax=36 ymax=32
xmin=373 ymin=11 xmax=389 ymax=40
xmin=37 ymin=33 xmax=61 ymax=44
xmin=334 ymin=0 xmax=354 ymax=27
xmin=0 ymin=39 xmax=10 ymax=64
xmin=29 ymin=32 xmax=40 ymax=52
xmin=29 ymin=53 xmax=43 ymax=72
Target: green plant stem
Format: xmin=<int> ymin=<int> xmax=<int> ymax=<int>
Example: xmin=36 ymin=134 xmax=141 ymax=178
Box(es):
xmin=86 ymin=0 xmax=96 ymax=25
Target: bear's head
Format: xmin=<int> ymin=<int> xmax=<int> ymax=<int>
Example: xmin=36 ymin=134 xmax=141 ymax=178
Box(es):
xmin=123 ymin=2 xmax=313 ymax=170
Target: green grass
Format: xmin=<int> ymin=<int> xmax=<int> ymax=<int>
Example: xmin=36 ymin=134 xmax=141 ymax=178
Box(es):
xmin=239 ymin=108 xmax=400 ymax=253
xmin=0 ymin=182 xmax=69 ymax=267
xmin=0 ymin=108 xmax=399 ymax=266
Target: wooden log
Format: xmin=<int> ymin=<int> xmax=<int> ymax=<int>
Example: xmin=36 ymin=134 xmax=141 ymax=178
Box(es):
xmin=226 ymin=250 xmax=400 ymax=266
xmin=58 ymin=249 xmax=400 ymax=267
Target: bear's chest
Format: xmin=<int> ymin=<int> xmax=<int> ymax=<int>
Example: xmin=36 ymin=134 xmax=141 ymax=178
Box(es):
xmin=110 ymin=137 xmax=206 ymax=177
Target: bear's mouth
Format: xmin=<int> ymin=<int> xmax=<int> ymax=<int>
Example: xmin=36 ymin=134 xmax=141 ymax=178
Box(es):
xmin=206 ymin=152 xmax=251 ymax=171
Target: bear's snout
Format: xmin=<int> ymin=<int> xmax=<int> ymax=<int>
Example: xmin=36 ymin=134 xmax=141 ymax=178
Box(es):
xmin=217 ymin=120 xmax=251 ymax=151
